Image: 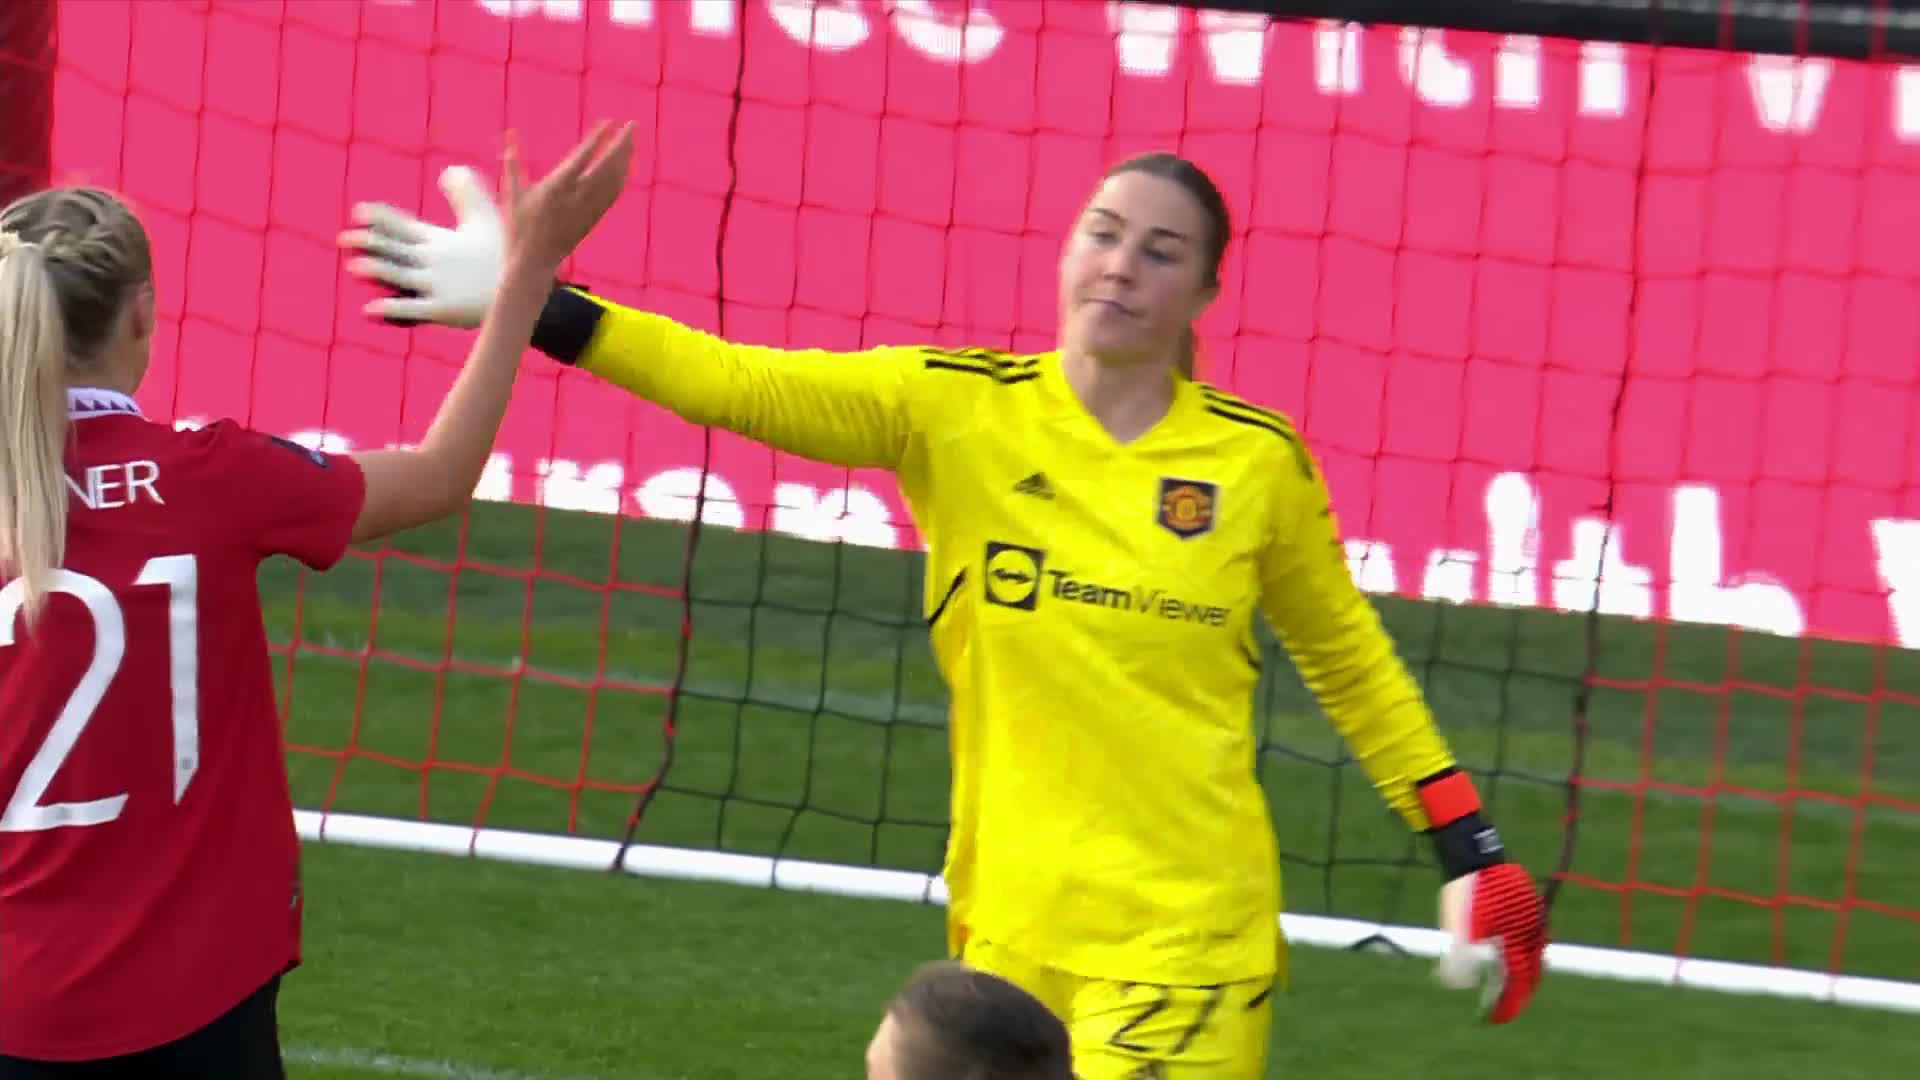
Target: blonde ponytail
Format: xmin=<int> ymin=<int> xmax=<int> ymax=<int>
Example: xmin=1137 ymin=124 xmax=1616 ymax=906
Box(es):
xmin=0 ymin=233 xmax=70 ymax=623
xmin=0 ymin=187 xmax=157 ymax=626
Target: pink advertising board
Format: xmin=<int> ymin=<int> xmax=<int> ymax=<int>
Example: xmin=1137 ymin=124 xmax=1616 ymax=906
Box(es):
xmin=50 ymin=0 xmax=1920 ymax=646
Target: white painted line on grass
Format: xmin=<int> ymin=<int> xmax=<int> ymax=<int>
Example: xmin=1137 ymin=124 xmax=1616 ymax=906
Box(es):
xmin=286 ymin=1044 xmax=602 ymax=1080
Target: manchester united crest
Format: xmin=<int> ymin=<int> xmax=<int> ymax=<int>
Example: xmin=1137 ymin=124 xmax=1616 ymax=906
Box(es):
xmin=1156 ymin=477 xmax=1217 ymax=539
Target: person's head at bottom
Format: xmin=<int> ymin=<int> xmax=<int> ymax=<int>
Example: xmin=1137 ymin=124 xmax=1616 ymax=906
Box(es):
xmin=867 ymin=961 xmax=1074 ymax=1080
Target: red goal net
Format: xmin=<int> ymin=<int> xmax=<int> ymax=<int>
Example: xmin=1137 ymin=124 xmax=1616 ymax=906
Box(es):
xmin=14 ymin=0 xmax=1919 ymax=999
xmin=0 ymin=0 xmax=52 ymax=207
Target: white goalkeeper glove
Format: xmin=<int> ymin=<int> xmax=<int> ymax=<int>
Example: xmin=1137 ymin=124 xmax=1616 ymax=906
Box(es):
xmin=340 ymin=164 xmax=508 ymax=329
xmin=1416 ymin=769 xmax=1548 ymax=1024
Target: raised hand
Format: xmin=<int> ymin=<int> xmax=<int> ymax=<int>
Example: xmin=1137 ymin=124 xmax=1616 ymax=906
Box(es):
xmin=339 ymin=121 xmax=634 ymax=328
xmin=498 ymin=121 xmax=635 ymax=276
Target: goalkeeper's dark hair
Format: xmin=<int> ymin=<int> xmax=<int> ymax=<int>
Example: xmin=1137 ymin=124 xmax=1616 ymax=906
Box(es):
xmin=884 ymin=961 xmax=1073 ymax=1080
xmin=0 ymin=187 xmax=152 ymax=624
xmin=1101 ymin=150 xmax=1231 ymax=380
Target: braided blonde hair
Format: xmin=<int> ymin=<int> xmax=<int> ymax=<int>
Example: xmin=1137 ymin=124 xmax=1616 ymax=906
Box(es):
xmin=0 ymin=188 xmax=153 ymax=624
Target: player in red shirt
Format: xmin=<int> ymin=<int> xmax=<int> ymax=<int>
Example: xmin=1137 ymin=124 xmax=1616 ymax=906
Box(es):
xmin=0 ymin=122 xmax=634 ymax=1078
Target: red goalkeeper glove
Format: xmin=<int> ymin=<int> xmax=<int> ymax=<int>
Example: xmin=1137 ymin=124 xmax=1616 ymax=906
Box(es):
xmin=1416 ymin=768 xmax=1548 ymax=1024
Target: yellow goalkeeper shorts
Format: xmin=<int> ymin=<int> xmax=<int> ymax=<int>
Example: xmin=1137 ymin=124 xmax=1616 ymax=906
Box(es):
xmin=960 ymin=937 xmax=1273 ymax=1079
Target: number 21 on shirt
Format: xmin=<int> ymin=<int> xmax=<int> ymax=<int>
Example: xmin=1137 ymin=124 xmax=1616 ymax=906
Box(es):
xmin=0 ymin=555 xmax=199 ymax=832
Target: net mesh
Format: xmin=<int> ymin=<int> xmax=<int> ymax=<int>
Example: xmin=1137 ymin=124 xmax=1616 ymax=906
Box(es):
xmin=0 ymin=0 xmax=52 ymax=206
xmin=27 ymin=0 xmax=1920 ymax=984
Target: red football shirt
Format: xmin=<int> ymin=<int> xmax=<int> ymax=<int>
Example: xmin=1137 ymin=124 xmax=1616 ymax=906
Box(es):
xmin=0 ymin=388 xmax=366 ymax=1060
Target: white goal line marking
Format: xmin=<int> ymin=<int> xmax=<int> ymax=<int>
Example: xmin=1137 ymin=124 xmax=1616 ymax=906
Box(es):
xmin=292 ymin=809 xmax=1920 ymax=1015
xmin=286 ymin=1044 xmax=602 ymax=1080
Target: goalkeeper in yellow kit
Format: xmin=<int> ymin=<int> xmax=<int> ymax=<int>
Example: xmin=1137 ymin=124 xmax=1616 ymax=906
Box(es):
xmin=341 ymin=150 xmax=1548 ymax=1077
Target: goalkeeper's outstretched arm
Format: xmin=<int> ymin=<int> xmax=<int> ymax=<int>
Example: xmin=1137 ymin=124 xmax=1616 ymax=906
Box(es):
xmin=1257 ymin=438 xmax=1549 ymax=1024
xmin=528 ymin=286 xmax=917 ymax=472
xmin=341 ymin=174 xmax=918 ymax=473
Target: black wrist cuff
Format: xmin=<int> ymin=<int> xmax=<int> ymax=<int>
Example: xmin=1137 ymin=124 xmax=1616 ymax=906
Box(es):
xmin=531 ymin=283 xmax=604 ymax=366
xmin=1430 ymin=811 xmax=1508 ymax=881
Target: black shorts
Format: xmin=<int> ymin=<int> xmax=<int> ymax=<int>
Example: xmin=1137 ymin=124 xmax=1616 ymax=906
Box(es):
xmin=0 ymin=976 xmax=284 ymax=1080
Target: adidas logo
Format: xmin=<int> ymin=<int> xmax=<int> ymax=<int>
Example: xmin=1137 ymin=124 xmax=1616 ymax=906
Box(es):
xmin=1012 ymin=472 xmax=1054 ymax=499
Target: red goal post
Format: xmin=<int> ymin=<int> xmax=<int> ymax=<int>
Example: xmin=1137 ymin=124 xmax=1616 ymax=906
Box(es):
xmin=7 ymin=0 xmax=1918 ymax=1011
xmin=0 ymin=0 xmax=52 ymax=207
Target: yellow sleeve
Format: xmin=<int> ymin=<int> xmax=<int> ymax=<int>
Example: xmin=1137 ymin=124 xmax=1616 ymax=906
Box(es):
xmin=532 ymin=285 xmax=918 ymax=471
xmin=1258 ymin=441 xmax=1458 ymax=830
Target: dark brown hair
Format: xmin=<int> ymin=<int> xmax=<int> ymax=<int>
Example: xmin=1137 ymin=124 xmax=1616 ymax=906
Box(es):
xmin=1100 ymin=151 xmax=1231 ymax=379
xmin=885 ymin=962 xmax=1074 ymax=1080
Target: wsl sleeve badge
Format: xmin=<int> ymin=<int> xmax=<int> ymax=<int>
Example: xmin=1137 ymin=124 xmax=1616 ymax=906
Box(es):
xmin=268 ymin=434 xmax=331 ymax=469
xmin=1157 ymin=478 xmax=1217 ymax=539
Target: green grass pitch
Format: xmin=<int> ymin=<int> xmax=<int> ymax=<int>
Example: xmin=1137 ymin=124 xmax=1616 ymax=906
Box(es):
xmin=260 ymin=498 xmax=1920 ymax=1077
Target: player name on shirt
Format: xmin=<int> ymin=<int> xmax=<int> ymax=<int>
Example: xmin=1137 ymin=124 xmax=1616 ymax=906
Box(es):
xmin=65 ymin=460 xmax=165 ymax=510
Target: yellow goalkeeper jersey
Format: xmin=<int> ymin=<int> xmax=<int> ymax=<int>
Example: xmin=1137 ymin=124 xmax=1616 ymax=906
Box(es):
xmin=544 ymin=289 xmax=1459 ymax=987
